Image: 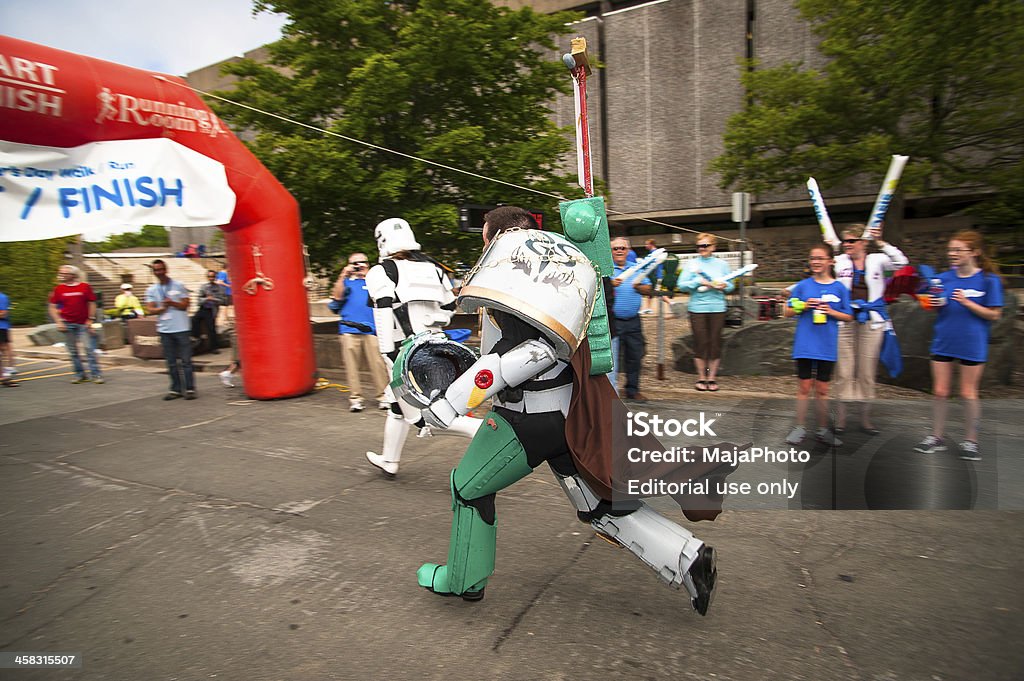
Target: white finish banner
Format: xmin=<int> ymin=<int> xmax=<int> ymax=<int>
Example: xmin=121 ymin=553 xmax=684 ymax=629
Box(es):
xmin=0 ymin=138 xmax=236 ymax=242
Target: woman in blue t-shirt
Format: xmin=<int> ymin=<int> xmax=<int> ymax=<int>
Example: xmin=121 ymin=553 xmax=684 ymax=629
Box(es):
xmin=914 ymin=230 xmax=1003 ymax=461
xmin=782 ymin=244 xmax=853 ymax=446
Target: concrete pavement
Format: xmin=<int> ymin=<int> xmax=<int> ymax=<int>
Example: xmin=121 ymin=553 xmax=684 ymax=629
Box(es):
xmin=0 ymin=356 xmax=1021 ymax=680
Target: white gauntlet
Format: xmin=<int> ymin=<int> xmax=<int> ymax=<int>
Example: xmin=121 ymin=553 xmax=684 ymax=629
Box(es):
xmin=422 ymin=339 xmax=557 ymax=427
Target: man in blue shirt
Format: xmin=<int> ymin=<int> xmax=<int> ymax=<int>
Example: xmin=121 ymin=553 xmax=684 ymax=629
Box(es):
xmin=214 ymin=267 xmax=233 ymax=327
xmin=0 ymin=287 xmax=16 ymax=387
xmin=329 ymin=252 xmax=390 ymax=412
xmin=610 ymin=237 xmax=653 ymax=400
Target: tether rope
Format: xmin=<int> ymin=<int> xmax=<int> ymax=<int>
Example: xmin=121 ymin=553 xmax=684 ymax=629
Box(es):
xmin=155 ymin=76 xmax=743 ymax=244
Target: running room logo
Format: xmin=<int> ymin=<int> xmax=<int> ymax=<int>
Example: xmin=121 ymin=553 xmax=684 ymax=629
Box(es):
xmin=95 ymin=87 xmax=227 ymax=138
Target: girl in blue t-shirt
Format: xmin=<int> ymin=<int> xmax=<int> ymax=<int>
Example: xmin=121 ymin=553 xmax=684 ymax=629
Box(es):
xmin=914 ymin=230 xmax=1004 ymax=461
xmin=783 ymin=244 xmax=853 ymax=446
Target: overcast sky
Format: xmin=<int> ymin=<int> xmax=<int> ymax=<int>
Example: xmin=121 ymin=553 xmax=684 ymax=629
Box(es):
xmin=1 ymin=0 xmax=287 ymax=76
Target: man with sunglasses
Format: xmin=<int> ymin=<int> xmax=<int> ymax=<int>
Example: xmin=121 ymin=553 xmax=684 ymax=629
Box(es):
xmin=610 ymin=237 xmax=653 ymax=400
xmin=329 ymin=252 xmax=389 ymax=412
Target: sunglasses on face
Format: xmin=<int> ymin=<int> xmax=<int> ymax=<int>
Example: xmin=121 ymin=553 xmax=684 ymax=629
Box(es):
xmin=349 ymin=260 xmax=369 ymax=265
xmin=696 ymin=243 xmax=713 ymax=249
xmin=612 ymin=246 xmax=629 ymax=251
xmin=842 ymin=239 xmax=861 ymax=244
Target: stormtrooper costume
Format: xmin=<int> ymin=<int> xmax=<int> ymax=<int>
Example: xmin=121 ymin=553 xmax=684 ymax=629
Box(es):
xmin=412 ymin=226 xmax=718 ymax=614
xmin=364 ymin=218 xmax=480 ymax=477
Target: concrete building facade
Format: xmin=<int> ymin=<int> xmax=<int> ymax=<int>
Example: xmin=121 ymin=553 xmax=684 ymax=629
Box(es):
xmin=186 ymin=0 xmax=981 ymax=280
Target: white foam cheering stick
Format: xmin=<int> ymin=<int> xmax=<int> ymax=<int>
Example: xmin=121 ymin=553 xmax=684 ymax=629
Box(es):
xmin=613 ymin=248 xmax=668 ymax=283
xmin=863 ymin=154 xmax=909 ymax=239
xmin=697 ymin=263 xmax=759 ymax=292
xmin=807 ymin=177 xmax=841 ymax=248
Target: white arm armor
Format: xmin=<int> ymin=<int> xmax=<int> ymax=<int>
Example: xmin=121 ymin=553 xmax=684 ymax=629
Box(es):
xmin=423 ymin=339 xmax=557 ymax=428
xmin=365 ymin=265 xmax=398 ymax=355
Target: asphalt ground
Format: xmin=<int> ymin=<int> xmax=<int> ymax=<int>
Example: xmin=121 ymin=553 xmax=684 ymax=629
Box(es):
xmin=0 ymin=354 xmax=1021 ymax=680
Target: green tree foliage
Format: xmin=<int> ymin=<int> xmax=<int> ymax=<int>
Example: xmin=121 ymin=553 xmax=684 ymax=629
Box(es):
xmin=213 ymin=0 xmax=584 ymax=269
xmin=84 ymin=224 xmax=169 ymax=252
xmin=712 ymin=0 xmax=1024 ymax=229
xmin=0 ymin=238 xmax=73 ymax=325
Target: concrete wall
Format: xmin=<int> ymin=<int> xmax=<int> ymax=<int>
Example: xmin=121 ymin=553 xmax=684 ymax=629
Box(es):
xmin=577 ymin=0 xmax=747 ymax=214
xmin=624 ymin=215 xmax=976 ymax=281
xmin=84 ymin=255 xmax=219 ymax=315
xmin=551 ymin=0 xmax=881 ymax=215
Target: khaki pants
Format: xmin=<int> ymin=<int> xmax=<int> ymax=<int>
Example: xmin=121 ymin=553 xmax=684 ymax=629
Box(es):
xmin=340 ymin=333 xmax=389 ymax=402
xmin=834 ymin=322 xmax=885 ymax=402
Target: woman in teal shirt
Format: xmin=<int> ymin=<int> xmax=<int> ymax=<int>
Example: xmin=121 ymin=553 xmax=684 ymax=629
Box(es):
xmin=678 ymin=233 xmax=734 ymax=391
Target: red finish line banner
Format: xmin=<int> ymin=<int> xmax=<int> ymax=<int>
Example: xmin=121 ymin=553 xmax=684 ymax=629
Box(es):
xmin=0 ymin=138 xmax=236 ymax=242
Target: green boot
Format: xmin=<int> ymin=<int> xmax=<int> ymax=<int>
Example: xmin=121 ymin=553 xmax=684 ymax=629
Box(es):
xmin=418 ymin=412 xmax=532 ymax=600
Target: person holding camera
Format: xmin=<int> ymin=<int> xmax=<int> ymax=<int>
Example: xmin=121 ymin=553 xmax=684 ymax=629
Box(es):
xmin=193 ymin=270 xmax=226 ymax=354
xmin=329 ymin=252 xmax=389 ymax=412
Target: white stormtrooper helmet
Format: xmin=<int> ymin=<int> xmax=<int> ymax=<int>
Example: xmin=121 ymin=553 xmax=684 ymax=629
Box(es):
xmin=375 ymin=218 xmax=422 ymax=258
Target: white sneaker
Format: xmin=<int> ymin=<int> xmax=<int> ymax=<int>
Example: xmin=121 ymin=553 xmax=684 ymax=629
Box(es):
xmin=378 ymin=400 xmax=391 ymax=411
xmin=365 ymin=451 xmax=398 ymax=477
xmin=958 ymin=440 xmax=981 ymax=461
xmin=350 ymin=398 xmax=364 ymax=412
xmin=219 ymin=370 xmax=234 ymax=387
xmin=816 ymin=427 xmax=842 ymax=447
xmin=417 ymin=426 xmax=433 ymax=438
xmin=2 ymin=367 xmax=14 ymax=378
xmin=914 ymin=436 xmax=946 ymax=454
xmin=785 ymin=425 xmax=806 ymax=445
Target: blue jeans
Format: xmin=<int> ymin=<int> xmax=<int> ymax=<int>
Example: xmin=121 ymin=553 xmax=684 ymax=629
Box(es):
xmin=615 ymin=316 xmax=645 ymax=398
xmin=608 ymin=337 xmax=621 ymax=396
xmin=64 ymin=323 xmax=101 ymax=379
xmin=160 ymin=331 xmax=195 ymax=394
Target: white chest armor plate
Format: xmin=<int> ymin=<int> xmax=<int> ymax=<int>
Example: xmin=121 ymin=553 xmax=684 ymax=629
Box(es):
xmin=393 ymin=259 xmax=456 ymax=332
xmin=480 ymin=310 xmax=572 ymax=417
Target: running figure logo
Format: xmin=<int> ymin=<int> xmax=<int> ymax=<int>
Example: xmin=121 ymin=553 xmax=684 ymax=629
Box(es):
xmin=95 ymin=87 xmax=117 ymax=123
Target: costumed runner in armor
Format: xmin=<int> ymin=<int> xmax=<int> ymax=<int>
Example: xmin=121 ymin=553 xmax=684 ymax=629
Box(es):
xmin=412 ymin=206 xmax=729 ymax=615
xmin=364 ymin=218 xmax=482 ymax=477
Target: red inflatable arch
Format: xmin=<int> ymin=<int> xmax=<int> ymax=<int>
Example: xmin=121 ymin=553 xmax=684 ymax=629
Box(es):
xmin=0 ymin=36 xmax=316 ymax=400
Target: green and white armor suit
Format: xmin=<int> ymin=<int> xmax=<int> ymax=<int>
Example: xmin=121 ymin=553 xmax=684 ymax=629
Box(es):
xmin=415 ymin=222 xmax=717 ymax=614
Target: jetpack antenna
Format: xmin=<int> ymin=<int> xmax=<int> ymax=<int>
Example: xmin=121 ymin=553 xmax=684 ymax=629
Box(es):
xmin=562 ymin=38 xmax=594 ymax=198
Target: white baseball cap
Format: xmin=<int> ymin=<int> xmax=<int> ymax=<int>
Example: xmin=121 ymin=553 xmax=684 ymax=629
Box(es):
xmin=120 ymin=283 xmax=133 ymax=290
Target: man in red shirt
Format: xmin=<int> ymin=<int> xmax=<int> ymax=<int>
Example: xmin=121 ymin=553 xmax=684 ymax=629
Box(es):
xmin=47 ymin=265 xmax=103 ymax=384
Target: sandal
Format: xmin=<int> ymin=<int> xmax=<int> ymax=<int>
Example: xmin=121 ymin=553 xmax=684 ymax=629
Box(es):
xmin=706 ymin=380 xmax=719 ymax=392
xmin=695 ymin=380 xmax=708 ymax=391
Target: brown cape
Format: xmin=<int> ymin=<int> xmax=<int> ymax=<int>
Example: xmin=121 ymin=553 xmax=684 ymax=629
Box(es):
xmin=566 ymin=338 xmax=738 ymax=522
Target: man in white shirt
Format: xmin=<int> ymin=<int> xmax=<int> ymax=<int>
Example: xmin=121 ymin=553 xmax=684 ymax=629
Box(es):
xmin=145 ymin=259 xmax=196 ymax=400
